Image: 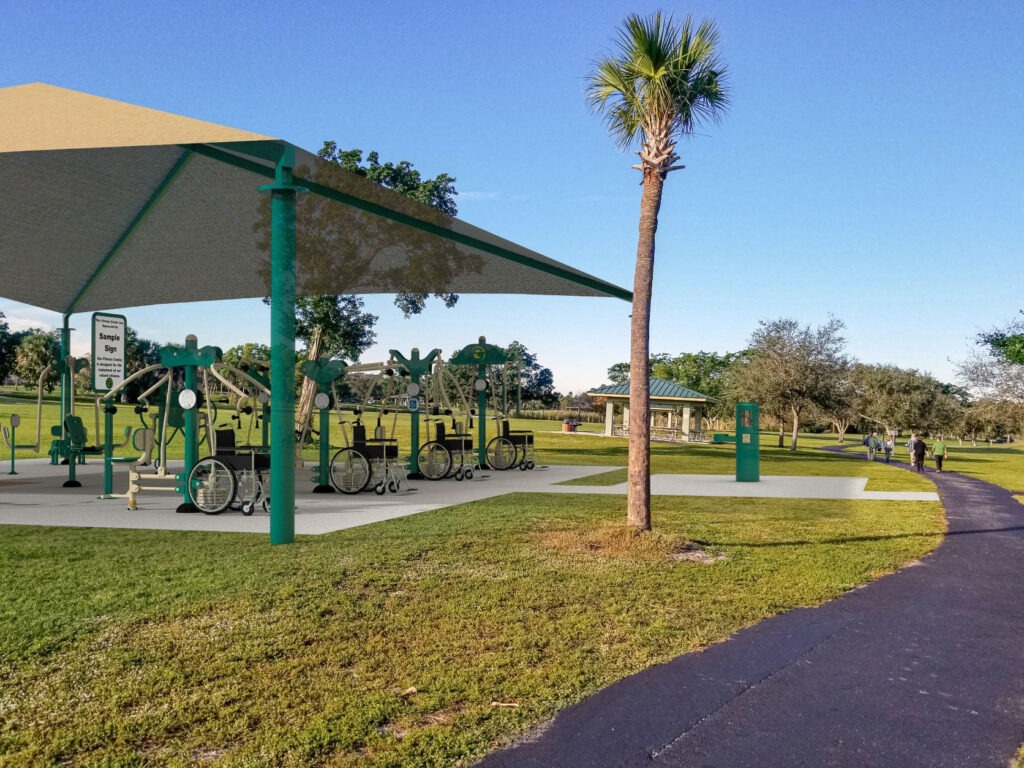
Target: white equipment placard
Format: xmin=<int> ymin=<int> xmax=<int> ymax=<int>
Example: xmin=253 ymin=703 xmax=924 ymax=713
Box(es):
xmin=92 ymin=313 xmax=127 ymax=391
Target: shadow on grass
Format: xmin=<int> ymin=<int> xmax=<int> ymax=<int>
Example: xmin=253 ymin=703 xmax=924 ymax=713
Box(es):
xmin=715 ymin=524 xmax=1023 ymax=549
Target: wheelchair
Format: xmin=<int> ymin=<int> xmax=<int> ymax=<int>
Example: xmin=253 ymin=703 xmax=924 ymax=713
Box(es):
xmin=329 ymin=410 xmax=407 ymax=495
xmin=486 ymin=419 xmax=536 ymax=471
xmin=417 ymin=416 xmax=478 ymax=481
xmin=187 ymin=428 xmax=269 ymax=515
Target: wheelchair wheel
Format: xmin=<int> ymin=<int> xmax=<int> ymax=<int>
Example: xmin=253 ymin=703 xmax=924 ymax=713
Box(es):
xmin=486 ymin=437 xmax=517 ymax=470
xmin=188 ymin=457 xmax=236 ymax=514
xmin=417 ymin=441 xmax=452 ymax=480
xmin=330 ymin=448 xmax=371 ymax=494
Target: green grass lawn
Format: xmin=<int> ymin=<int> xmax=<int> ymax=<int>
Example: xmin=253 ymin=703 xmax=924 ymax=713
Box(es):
xmin=1 ymin=494 xmax=943 ymax=767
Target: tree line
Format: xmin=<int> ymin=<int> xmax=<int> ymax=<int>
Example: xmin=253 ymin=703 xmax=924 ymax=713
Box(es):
xmin=606 ymin=315 xmax=1024 ymax=450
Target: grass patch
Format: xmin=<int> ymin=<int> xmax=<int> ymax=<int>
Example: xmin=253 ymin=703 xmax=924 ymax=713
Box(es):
xmin=1 ymin=492 xmax=944 ymax=766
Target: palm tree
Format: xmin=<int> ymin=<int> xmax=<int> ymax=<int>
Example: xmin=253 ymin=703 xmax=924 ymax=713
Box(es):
xmin=587 ymin=12 xmax=728 ymax=530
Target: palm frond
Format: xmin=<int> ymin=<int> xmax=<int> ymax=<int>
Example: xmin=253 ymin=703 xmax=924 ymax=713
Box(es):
xmin=585 ymin=11 xmax=730 ymax=158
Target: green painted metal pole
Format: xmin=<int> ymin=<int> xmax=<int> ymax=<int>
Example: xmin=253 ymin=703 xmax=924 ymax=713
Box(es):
xmin=477 ymin=364 xmax=487 ymax=467
xmin=317 ymin=383 xmax=332 ymax=490
xmin=263 ymin=148 xmax=301 ymax=545
xmin=60 ymin=314 xmax=71 ymax=445
xmin=103 ymin=405 xmax=115 ymax=495
xmin=182 ymin=336 xmax=199 ymax=506
xmin=8 ymin=421 xmax=17 ymax=475
xmin=389 ymin=348 xmax=440 ymax=477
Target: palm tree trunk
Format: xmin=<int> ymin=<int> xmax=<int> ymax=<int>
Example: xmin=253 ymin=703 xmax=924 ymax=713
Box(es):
xmin=627 ymin=170 xmax=666 ymax=531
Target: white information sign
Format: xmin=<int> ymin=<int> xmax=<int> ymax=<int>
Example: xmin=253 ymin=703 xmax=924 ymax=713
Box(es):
xmin=92 ymin=313 xmax=127 ymax=392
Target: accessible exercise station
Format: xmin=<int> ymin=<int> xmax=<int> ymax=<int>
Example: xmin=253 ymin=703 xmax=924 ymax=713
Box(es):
xmin=4 ymin=327 xmax=548 ymax=518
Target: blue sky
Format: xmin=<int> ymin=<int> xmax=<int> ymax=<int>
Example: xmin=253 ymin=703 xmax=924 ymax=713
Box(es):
xmin=1 ymin=0 xmax=1021 ymax=394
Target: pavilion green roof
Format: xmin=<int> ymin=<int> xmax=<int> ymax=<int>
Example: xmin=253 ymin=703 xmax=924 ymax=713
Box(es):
xmin=588 ymin=377 xmax=714 ymax=401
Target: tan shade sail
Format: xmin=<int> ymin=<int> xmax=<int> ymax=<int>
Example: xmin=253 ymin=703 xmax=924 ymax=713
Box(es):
xmin=0 ymin=83 xmax=631 ymax=315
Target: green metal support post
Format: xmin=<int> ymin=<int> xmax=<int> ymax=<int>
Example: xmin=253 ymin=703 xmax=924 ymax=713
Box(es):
xmin=60 ymin=315 xmax=72 ymax=437
xmin=261 ymin=146 xmax=304 ymax=544
xmin=451 ymin=338 xmax=507 ymax=469
xmin=103 ymin=405 xmax=115 ymax=495
xmin=389 ymin=348 xmax=440 ymax=476
xmin=476 ymin=362 xmax=488 ymax=468
xmin=183 ymin=341 xmax=198 ymax=497
xmin=299 ymin=357 xmax=348 ymax=493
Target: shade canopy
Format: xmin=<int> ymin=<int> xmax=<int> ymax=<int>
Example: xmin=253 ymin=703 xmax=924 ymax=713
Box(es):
xmin=0 ymin=83 xmax=630 ymax=315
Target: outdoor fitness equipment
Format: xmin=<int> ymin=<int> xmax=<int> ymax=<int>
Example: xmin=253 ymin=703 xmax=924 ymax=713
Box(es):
xmin=300 ymin=356 xmax=348 ymax=492
xmin=413 ymin=356 xmax=482 ymax=481
xmin=2 ymin=415 xmax=32 ymax=475
xmin=2 ymin=363 xmax=52 ymax=474
xmin=46 ymin=353 xmax=90 ymax=467
xmin=450 ymin=337 xmax=510 ymax=469
xmin=389 ymin=347 xmax=441 ymax=477
xmin=184 ymin=356 xmax=276 ymax=515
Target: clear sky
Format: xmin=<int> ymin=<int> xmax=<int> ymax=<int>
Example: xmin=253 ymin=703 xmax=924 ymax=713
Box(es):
xmin=1 ymin=0 xmax=1021 ymax=395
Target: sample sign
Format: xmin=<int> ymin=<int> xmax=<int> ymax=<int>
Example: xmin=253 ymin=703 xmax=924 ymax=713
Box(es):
xmin=91 ymin=313 xmax=126 ymax=391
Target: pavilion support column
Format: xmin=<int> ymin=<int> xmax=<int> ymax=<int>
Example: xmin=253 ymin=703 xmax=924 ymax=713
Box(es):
xmin=262 ymin=147 xmax=304 ymax=545
xmin=60 ymin=314 xmax=72 ymax=434
xmin=605 ymin=401 xmax=614 ymax=436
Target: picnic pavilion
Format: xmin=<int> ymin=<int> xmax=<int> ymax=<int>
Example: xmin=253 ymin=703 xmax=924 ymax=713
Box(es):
xmin=587 ymin=378 xmax=714 ymax=443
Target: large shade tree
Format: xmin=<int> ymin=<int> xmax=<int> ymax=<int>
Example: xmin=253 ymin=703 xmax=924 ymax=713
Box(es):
xmin=587 ymin=12 xmax=728 ymax=530
xmin=730 ymin=317 xmax=850 ymax=451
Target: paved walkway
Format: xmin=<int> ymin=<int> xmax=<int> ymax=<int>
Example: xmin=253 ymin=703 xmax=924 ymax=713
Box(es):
xmin=478 ymin=460 xmax=1024 ymax=767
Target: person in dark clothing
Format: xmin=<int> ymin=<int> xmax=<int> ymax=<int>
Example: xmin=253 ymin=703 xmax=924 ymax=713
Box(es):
xmin=912 ymin=435 xmax=928 ymax=472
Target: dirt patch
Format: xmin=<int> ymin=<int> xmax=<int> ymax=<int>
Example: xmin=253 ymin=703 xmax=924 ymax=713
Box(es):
xmin=534 ymin=522 xmax=710 ymax=562
xmin=669 ymin=542 xmax=727 ymax=564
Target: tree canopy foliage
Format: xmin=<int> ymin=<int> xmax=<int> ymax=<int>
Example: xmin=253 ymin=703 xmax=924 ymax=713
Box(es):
xmin=13 ymin=330 xmax=60 ymax=391
xmin=318 ymin=143 xmax=459 ymax=320
xmin=729 ymin=317 xmax=849 ymax=450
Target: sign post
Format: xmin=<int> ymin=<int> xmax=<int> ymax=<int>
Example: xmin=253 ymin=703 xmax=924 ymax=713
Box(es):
xmin=735 ymin=402 xmax=760 ymax=482
xmin=91 ymin=313 xmax=127 ymax=392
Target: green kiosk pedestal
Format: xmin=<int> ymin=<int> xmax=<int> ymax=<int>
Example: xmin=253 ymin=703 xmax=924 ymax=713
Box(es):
xmin=736 ymin=402 xmax=760 ymax=482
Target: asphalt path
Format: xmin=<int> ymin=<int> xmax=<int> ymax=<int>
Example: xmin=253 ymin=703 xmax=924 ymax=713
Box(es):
xmin=477 ymin=456 xmax=1024 ymax=767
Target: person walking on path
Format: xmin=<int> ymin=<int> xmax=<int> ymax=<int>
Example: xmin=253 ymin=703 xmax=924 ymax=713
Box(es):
xmin=865 ymin=431 xmax=882 ymax=461
xmin=932 ymin=435 xmax=948 ymax=472
xmin=912 ymin=434 xmax=929 ymax=472
xmin=907 ymin=433 xmax=918 ymax=464
xmin=883 ymin=435 xmax=894 ymax=463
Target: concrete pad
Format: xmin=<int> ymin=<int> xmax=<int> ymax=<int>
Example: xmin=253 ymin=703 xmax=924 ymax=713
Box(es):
xmin=0 ymin=460 xmax=937 ymax=537
xmin=542 ymin=473 xmax=941 ymax=502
